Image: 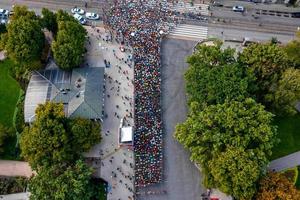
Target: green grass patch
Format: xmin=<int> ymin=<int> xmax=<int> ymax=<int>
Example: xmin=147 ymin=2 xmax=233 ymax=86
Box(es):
xmin=0 ymin=59 xmax=22 ymax=160
xmin=270 ymin=114 xmax=300 ymax=160
xmin=0 ymin=59 xmax=21 ymax=127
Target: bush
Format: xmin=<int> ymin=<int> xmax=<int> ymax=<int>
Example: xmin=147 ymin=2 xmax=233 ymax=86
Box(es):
xmin=0 ymin=176 xmax=28 ymax=195
xmin=282 ymin=168 xmax=297 ymax=183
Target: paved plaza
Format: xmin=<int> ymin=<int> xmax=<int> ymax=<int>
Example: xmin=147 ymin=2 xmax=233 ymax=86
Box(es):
xmin=83 ymin=26 xmax=135 ymax=200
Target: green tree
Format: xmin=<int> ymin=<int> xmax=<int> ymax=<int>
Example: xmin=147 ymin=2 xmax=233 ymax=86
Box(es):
xmin=3 ymin=6 xmax=44 ymax=67
xmin=56 ymin=10 xmax=77 ymax=23
xmin=209 ymin=147 xmax=262 ymax=200
xmin=239 ymin=43 xmax=289 ymax=105
xmin=69 ymin=118 xmax=101 ymax=153
xmin=175 ymin=98 xmax=277 ymax=198
xmin=185 ymin=42 xmax=255 ymax=107
xmin=20 ymin=102 xmax=101 ymax=170
xmin=41 ymin=8 xmax=57 ymax=35
xmin=273 ymin=68 xmax=300 ymax=116
xmin=29 ymin=160 xmax=94 ymax=200
xmin=52 ymin=20 xmax=87 ymax=70
xmin=285 ymin=31 xmax=300 ymax=67
xmin=20 ymin=102 xmax=71 ymax=170
xmin=256 ymin=172 xmax=300 ymax=200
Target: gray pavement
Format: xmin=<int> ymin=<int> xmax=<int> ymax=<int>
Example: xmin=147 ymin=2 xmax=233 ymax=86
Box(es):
xmin=208 ymin=26 xmax=295 ymax=43
xmin=268 ymin=151 xmax=300 ymax=171
xmin=137 ymin=38 xmax=205 ymax=200
xmin=82 ymin=26 xmax=135 ymax=200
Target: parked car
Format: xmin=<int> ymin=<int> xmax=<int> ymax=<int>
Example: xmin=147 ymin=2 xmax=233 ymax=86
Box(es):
xmin=71 ymin=7 xmax=85 ymax=15
xmin=73 ymin=13 xmax=86 ymax=25
xmin=212 ymin=1 xmax=224 ymax=7
xmin=0 ymin=9 xmax=9 ymax=18
xmin=85 ymin=12 xmax=100 ymax=20
xmin=232 ymin=6 xmax=245 ymax=12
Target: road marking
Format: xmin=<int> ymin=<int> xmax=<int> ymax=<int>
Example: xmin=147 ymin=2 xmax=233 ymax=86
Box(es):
xmin=167 ymin=24 xmax=208 ymax=40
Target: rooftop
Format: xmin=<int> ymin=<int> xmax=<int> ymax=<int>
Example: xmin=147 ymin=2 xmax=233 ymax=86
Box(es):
xmin=24 ymin=65 xmax=105 ymax=123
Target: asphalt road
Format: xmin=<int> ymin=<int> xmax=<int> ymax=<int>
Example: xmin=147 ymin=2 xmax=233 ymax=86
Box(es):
xmin=137 ymin=38 xmax=205 ymax=200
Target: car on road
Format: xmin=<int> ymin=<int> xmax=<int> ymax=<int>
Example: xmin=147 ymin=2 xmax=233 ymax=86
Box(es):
xmin=0 ymin=9 xmax=9 ymax=18
xmin=212 ymin=1 xmax=223 ymax=7
xmin=73 ymin=13 xmax=86 ymax=25
xmin=71 ymin=7 xmax=85 ymax=15
xmin=85 ymin=12 xmax=100 ymax=20
xmin=232 ymin=6 xmax=245 ymax=12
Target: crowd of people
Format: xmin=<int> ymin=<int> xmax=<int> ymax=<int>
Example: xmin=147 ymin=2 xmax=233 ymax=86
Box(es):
xmin=103 ymin=0 xmax=174 ymax=187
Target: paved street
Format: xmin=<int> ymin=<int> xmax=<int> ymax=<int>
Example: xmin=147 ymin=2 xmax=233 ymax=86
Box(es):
xmin=137 ymin=38 xmax=205 ymax=200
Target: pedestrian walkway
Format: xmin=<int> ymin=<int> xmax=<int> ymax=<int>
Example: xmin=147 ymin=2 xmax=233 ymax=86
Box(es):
xmin=268 ymin=151 xmax=300 ymax=171
xmin=0 ymin=160 xmax=34 ymax=178
xmin=167 ymin=24 xmax=208 ymax=41
xmin=0 ymin=192 xmax=30 ymax=200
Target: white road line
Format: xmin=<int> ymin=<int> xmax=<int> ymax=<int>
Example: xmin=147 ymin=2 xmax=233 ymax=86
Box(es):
xmin=168 ymin=24 xmax=208 ymax=40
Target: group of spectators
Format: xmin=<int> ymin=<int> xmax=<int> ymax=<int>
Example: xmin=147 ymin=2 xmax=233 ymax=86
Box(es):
xmin=103 ymin=0 xmax=174 ymax=187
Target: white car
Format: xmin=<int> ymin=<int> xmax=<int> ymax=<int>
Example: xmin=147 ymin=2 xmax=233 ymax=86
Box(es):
xmin=71 ymin=7 xmax=85 ymax=15
xmin=73 ymin=13 xmax=86 ymax=25
xmin=0 ymin=9 xmax=9 ymax=18
xmin=232 ymin=6 xmax=245 ymax=12
xmin=85 ymin=12 xmax=100 ymax=20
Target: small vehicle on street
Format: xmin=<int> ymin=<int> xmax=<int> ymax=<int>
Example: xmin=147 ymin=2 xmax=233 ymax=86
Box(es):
xmin=232 ymin=6 xmax=245 ymax=12
xmin=85 ymin=12 xmax=100 ymax=20
xmin=71 ymin=7 xmax=85 ymax=15
xmin=73 ymin=13 xmax=86 ymax=25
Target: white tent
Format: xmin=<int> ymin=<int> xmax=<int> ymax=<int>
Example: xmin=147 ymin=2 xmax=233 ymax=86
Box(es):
xmin=120 ymin=127 xmax=133 ymax=143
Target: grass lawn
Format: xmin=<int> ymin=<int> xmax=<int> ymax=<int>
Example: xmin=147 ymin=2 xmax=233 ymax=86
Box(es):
xmin=0 ymin=59 xmax=21 ymax=127
xmin=0 ymin=59 xmax=21 ymax=159
xmin=270 ymin=114 xmax=300 ymax=160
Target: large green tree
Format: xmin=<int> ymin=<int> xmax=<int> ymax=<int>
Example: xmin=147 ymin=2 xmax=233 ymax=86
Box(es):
xmin=273 ymin=68 xmax=300 ymax=115
xmin=209 ymin=147 xmax=262 ymax=200
xmin=3 ymin=6 xmax=44 ymax=66
xmin=52 ymin=17 xmax=87 ymax=70
xmin=175 ymin=98 xmax=277 ymax=199
xmin=29 ymin=160 xmax=94 ymax=200
xmin=20 ymin=102 xmax=101 ymax=170
xmin=238 ymin=43 xmax=289 ymax=105
xmin=185 ymin=42 xmax=255 ymax=107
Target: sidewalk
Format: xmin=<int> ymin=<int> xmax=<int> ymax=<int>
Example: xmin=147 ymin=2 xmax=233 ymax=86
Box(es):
xmin=0 ymin=160 xmax=34 ymax=178
xmin=268 ymin=151 xmax=300 ymax=171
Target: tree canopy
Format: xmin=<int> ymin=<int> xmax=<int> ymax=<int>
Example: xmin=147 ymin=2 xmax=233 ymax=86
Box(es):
xmin=41 ymin=8 xmax=58 ymax=35
xmin=256 ymin=172 xmax=300 ymax=200
xmin=52 ymin=13 xmax=87 ymax=70
xmin=273 ymin=68 xmax=300 ymax=115
xmin=20 ymin=102 xmax=101 ymax=170
xmin=175 ymin=98 xmax=277 ymax=199
xmin=29 ymin=160 xmax=95 ymax=200
xmin=209 ymin=147 xmax=261 ymax=200
xmin=238 ymin=43 xmax=289 ymax=104
xmin=2 ymin=6 xmax=44 ymax=66
xmin=285 ymin=31 xmax=300 ymax=67
xmin=185 ymin=44 xmax=255 ymax=106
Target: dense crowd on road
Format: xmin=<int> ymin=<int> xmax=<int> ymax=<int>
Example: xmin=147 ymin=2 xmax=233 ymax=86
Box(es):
xmin=103 ymin=0 xmax=174 ymax=187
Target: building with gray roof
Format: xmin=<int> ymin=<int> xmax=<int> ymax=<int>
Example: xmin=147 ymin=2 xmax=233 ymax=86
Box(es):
xmin=24 ymin=67 xmax=105 ymax=123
